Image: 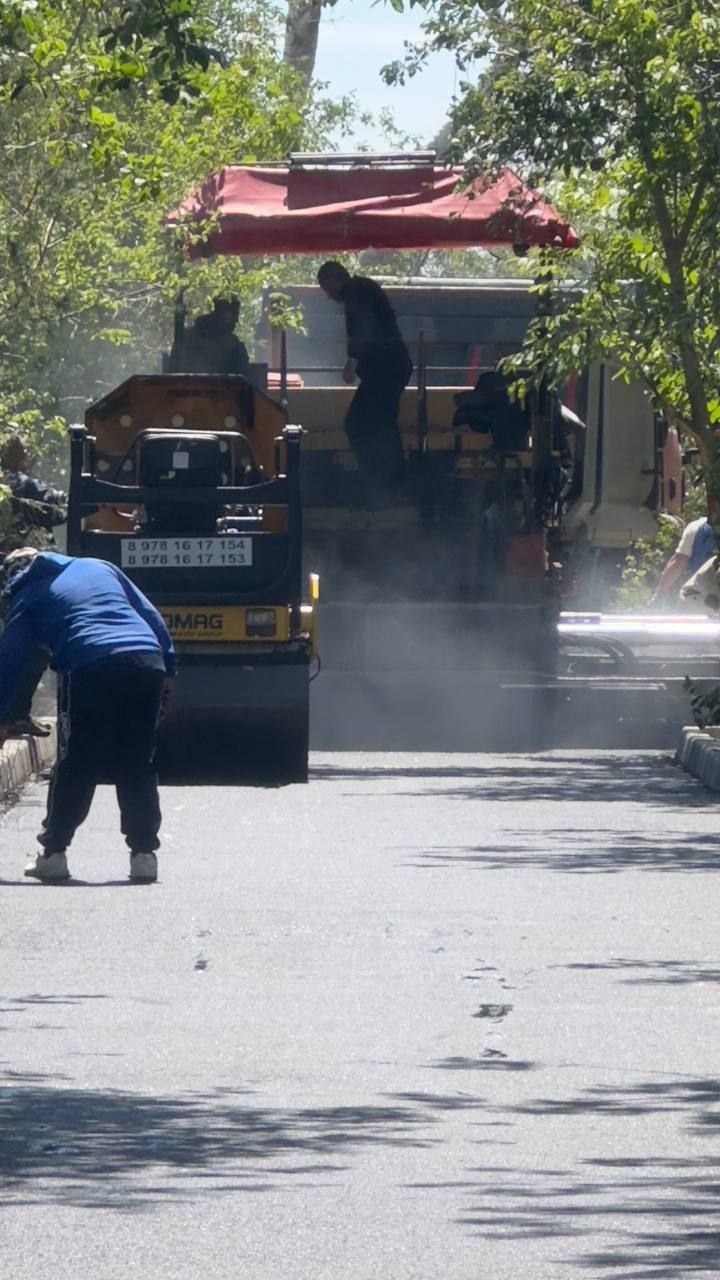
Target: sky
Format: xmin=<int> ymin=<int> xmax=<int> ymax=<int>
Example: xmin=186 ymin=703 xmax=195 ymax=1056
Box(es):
xmin=312 ymin=0 xmax=459 ymax=149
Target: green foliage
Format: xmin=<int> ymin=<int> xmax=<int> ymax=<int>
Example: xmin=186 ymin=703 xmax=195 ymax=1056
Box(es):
xmin=384 ymin=0 xmax=720 ymax=511
xmin=357 ymin=245 xmax=529 ymax=280
xmin=0 ymin=0 xmax=355 ymax=471
xmin=2 ymin=0 xmax=223 ymax=104
xmin=613 ymin=467 xmax=707 ymax=608
xmin=266 ymin=289 xmax=306 ymax=333
xmin=612 ymin=513 xmax=681 ymax=610
xmin=0 ymin=483 xmax=12 ymax=544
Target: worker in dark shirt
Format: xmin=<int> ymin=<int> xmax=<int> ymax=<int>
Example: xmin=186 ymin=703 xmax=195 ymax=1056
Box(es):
xmin=172 ymin=297 xmax=251 ymax=377
xmin=317 ymin=261 xmax=413 ymax=506
xmin=0 ymin=548 xmax=176 ymax=883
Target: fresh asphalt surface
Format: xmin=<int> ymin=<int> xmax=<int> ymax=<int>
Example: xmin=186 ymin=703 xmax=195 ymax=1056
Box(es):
xmin=1 ymin=750 xmax=720 ymax=1280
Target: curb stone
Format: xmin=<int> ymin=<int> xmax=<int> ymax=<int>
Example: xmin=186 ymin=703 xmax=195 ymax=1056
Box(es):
xmin=676 ymin=725 xmax=720 ymax=792
xmin=0 ymin=724 xmax=56 ymax=803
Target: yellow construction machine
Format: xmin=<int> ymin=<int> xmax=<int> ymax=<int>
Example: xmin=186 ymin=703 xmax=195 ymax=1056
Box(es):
xmin=67 ymin=372 xmax=318 ymax=781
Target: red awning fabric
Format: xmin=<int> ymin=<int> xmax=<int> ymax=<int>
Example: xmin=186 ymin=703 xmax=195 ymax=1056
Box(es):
xmin=168 ymin=164 xmax=579 ymax=257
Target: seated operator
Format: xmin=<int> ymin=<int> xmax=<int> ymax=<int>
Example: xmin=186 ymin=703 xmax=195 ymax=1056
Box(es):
xmin=172 ymin=297 xmax=251 ymax=378
xmin=453 ymin=370 xmax=530 ymax=451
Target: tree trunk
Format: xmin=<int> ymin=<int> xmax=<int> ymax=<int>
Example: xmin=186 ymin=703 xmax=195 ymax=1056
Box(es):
xmin=283 ymin=2 xmax=322 ymax=89
xmin=648 ymin=181 xmax=720 ymax=523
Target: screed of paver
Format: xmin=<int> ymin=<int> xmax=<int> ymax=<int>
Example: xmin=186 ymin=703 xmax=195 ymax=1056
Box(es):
xmin=1 ymin=750 xmax=719 ymax=1280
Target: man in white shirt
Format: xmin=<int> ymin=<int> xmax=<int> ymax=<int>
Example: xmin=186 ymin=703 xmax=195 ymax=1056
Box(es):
xmin=651 ymin=515 xmax=716 ymax=603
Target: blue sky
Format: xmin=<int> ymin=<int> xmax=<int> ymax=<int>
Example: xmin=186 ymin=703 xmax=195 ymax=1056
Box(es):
xmin=313 ymin=0 xmax=458 ymax=148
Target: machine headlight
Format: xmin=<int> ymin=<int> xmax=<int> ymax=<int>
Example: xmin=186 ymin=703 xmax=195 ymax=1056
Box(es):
xmin=246 ymin=608 xmax=277 ymax=637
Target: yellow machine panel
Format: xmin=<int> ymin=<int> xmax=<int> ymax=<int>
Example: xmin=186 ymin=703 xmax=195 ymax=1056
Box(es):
xmin=86 ymin=374 xmax=286 ymax=478
xmin=82 ymin=374 xmax=289 ymax=534
xmin=285 ymin=385 xmax=467 ymax=454
xmin=160 ymin=605 xmax=290 ymax=643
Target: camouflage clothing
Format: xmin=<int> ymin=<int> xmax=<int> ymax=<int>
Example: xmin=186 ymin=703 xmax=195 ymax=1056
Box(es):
xmin=1 ymin=469 xmax=66 ymax=554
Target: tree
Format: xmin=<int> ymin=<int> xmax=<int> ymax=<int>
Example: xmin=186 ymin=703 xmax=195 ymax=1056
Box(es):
xmin=1 ymin=0 xmax=223 ymax=104
xmin=0 ymin=0 xmax=353 ymax=470
xmin=283 ymin=1 xmax=322 ymax=87
xmin=386 ymin=1 xmax=720 ymax=516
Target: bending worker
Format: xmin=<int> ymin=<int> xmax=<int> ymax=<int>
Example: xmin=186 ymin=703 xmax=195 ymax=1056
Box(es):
xmin=0 ymin=547 xmax=175 ymax=884
xmin=317 ymin=261 xmax=412 ymax=505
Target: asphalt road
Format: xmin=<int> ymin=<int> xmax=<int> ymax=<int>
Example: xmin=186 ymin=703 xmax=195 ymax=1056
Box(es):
xmin=2 ymin=750 xmax=720 ymax=1280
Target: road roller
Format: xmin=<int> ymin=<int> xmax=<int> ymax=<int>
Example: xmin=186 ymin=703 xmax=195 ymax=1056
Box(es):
xmin=66 ymin=372 xmax=317 ymax=782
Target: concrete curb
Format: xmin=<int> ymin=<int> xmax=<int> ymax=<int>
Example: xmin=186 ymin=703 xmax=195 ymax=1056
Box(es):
xmin=0 ymin=725 xmax=56 ymax=803
xmin=676 ymin=725 xmax=720 ymax=792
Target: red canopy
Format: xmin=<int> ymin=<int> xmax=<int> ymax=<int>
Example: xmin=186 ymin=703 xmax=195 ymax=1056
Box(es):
xmin=168 ymin=164 xmax=579 ymax=257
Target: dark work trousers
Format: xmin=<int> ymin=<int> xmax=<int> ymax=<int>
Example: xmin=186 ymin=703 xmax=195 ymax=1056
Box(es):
xmin=8 ymin=646 xmax=51 ymax=722
xmin=40 ymin=653 xmax=165 ymax=854
xmin=345 ymin=357 xmax=412 ymax=507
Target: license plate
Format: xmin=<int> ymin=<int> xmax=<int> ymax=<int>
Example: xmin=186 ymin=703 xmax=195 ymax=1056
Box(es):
xmin=121 ymin=537 xmax=252 ymax=569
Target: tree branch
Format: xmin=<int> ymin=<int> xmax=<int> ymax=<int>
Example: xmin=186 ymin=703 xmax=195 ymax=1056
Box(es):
xmin=650 ymin=178 xmax=709 ymax=437
xmin=678 ymin=174 xmax=709 ymax=252
xmin=36 ymin=216 xmax=57 ymax=270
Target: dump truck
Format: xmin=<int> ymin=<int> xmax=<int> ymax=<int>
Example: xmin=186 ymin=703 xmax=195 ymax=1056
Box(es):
xmin=66 ymin=372 xmax=317 ymax=782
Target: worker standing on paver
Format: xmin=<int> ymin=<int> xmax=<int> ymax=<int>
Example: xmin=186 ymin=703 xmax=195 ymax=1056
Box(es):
xmin=317 ymin=261 xmax=413 ymax=506
xmin=0 ymin=547 xmax=175 ymax=884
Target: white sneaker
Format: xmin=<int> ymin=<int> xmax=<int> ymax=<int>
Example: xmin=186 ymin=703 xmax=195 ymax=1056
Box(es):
xmin=24 ymin=851 xmax=70 ymax=881
xmin=129 ymin=852 xmax=158 ymax=883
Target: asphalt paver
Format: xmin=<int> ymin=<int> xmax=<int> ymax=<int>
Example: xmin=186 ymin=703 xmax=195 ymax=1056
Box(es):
xmin=1 ymin=750 xmax=719 ymax=1279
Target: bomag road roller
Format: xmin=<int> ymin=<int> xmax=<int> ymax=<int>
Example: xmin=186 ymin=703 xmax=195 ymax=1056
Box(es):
xmin=66 ymin=373 xmax=318 ymax=782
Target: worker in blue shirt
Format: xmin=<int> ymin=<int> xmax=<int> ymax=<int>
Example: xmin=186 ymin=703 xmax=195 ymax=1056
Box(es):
xmin=0 ymin=548 xmax=176 ymax=884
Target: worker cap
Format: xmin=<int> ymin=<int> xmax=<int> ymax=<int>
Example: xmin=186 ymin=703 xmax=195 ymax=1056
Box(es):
xmin=0 ymin=545 xmax=39 ymax=590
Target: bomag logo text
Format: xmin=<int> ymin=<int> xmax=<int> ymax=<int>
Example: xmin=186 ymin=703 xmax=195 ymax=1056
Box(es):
xmin=164 ymin=612 xmax=223 ymax=632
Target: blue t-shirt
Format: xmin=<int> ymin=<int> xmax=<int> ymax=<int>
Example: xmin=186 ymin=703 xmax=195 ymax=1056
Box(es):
xmin=687 ymin=519 xmax=717 ymax=574
xmin=0 ymin=553 xmax=175 ymax=721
